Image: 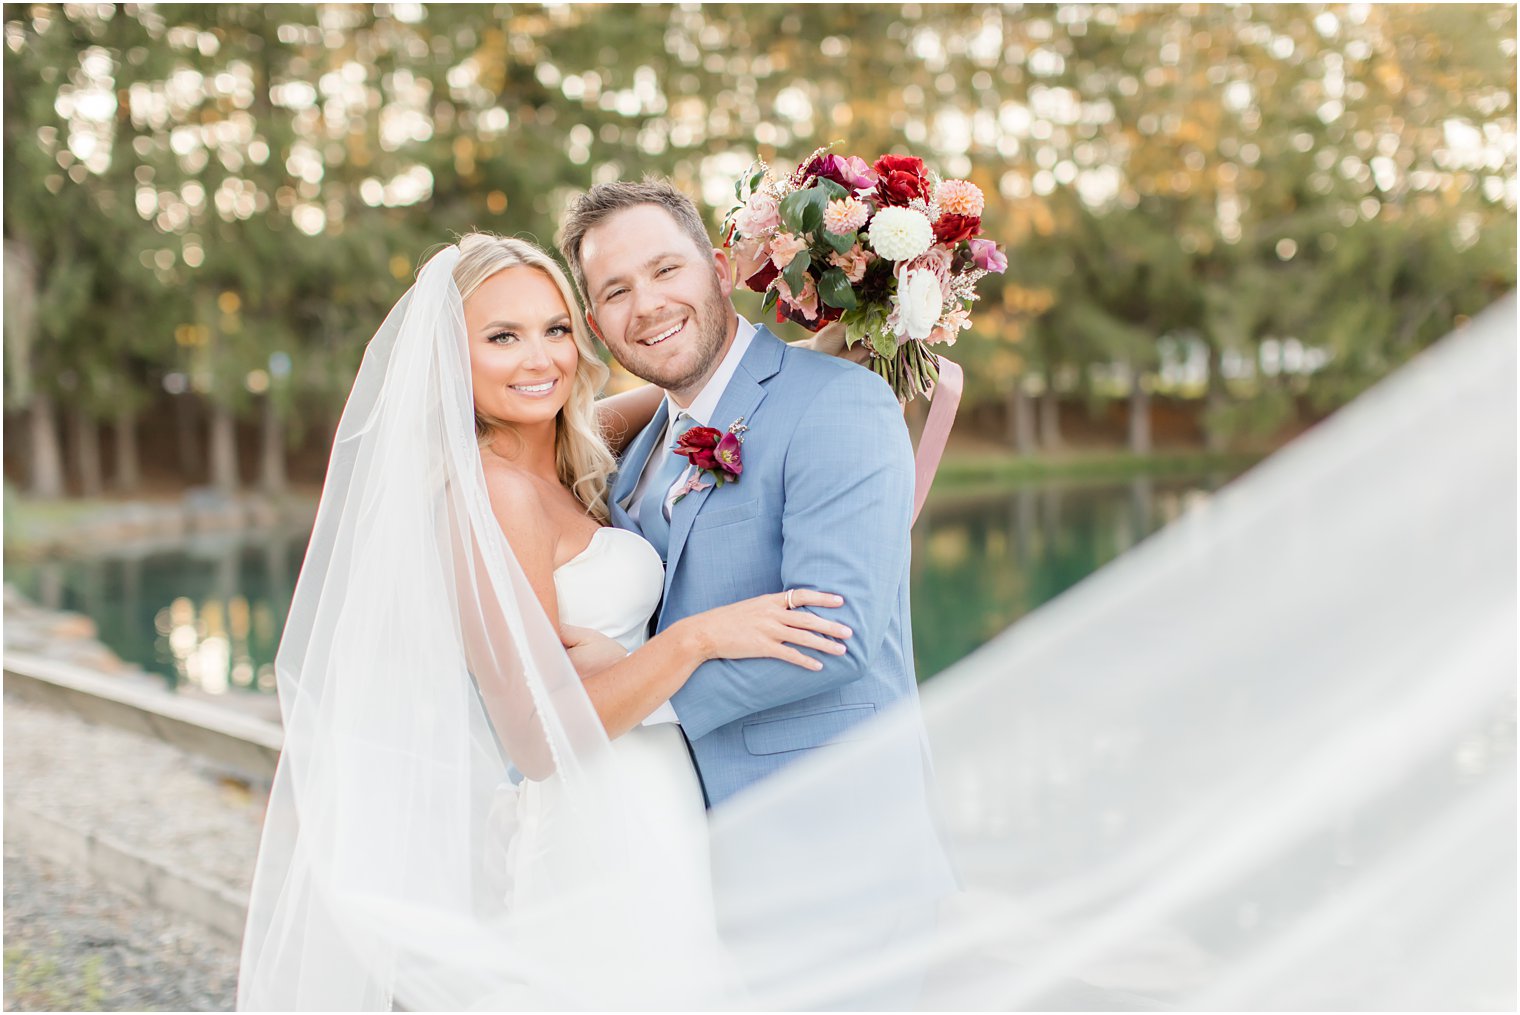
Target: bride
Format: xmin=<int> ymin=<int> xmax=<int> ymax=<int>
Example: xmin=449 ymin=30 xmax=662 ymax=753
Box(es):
xmin=237 ymin=235 xmax=856 ymax=1010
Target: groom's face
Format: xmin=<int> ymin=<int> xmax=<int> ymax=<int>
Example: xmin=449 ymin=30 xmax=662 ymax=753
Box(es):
xmin=579 ymin=204 xmax=737 ymax=401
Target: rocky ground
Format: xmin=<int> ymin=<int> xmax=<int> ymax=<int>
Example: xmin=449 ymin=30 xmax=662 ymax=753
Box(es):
xmin=4 ymin=693 xmax=264 ymax=1012
xmin=3 ymin=841 xmax=240 ymax=1012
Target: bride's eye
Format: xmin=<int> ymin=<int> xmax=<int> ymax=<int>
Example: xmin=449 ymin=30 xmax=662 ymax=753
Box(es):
xmin=488 ymin=331 xmax=517 ymax=345
xmin=548 ymin=324 xmax=572 ymax=338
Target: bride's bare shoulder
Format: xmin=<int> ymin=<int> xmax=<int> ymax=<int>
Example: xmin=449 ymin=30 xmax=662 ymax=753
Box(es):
xmin=480 ymin=457 xmax=552 ymax=523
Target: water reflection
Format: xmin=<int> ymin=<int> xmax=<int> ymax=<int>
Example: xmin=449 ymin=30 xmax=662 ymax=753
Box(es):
xmin=910 ymin=473 xmax=1236 ymax=678
xmin=8 ymin=472 xmax=1244 ymax=693
xmin=9 ymin=526 xmax=306 ymax=695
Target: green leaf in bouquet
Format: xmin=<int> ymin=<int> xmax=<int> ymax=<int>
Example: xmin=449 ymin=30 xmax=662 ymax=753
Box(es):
xmin=818 ymin=267 xmax=858 ymax=310
xmin=781 ymin=250 xmax=811 ymax=296
xmin=872 ymin=328 xmax=900 ymax=360
xmin=761 ymin=285 xmax=779 ymax=317
xmin=779 ymin=189 xmax=810 ymax=234
xmin=780 ymin=185 xmax=830 ymax=236
xmin=842 ymin=307 xmax=869 ymax=349
xmin=815 ymin=177 xmax=848 ymax=201
xmin=821 ymin=228 xmax=856 ymax=255
xmin=749 ymin=167 xmax=766 ymax=193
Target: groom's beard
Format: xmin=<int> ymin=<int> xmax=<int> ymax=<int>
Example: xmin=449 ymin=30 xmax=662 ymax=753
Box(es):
xmin=621 ymin=277 xmax=734 ymax=396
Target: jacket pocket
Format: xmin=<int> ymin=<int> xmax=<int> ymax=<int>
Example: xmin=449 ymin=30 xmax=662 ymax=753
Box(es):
xmin=741 ymin=704 xmax=877 ymax=756
xmin=692 ymin=498 xmax=761 ymax=531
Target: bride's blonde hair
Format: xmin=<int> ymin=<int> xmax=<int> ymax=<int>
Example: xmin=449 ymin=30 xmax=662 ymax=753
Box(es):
xmin=452 ymin=232 xmax=615 ymax=523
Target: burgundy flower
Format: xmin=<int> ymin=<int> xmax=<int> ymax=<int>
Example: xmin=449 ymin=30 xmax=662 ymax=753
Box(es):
xmin=873 ymin=154 xmax=930 ymax=206
xmin=744 ymin=259 xmax=780 ymax=295
xmin=714 ymin=433 xmax=744 ymax=477
xmin=800 ymin=153 xmax=879 ymax=194
xmin=775 ymin=297 xmax=843 ymax=332
xmin=933 ymin=213 xmax=982 ymax=245
xmin=673 ymin=426 xmax=723 ymax=471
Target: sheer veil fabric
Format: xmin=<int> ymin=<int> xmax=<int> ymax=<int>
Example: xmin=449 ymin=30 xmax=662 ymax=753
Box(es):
xmin=237 ymin=247 xmax=731 ymax=1010
xmin=239 ymin=241 xmax=1514 ymax=1012
xmin=703 ymin=294 xmax=1516 ymax=1010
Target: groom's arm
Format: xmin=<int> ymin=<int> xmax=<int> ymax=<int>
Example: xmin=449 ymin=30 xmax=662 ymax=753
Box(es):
xmin=671 ymin=367 xmax=914 ymax=741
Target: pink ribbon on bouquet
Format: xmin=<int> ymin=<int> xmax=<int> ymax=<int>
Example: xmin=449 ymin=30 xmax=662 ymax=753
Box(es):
xmin=911 ymin=356 xmax=962 ymax=526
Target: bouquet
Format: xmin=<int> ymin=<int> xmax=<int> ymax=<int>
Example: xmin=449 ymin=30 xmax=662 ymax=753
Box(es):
xmin=723 ymin=146 xmax=1008 ymax=402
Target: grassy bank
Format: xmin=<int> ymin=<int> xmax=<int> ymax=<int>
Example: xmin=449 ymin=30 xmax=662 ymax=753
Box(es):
xmin=935 ymin=448 xmax=1268 ymax=488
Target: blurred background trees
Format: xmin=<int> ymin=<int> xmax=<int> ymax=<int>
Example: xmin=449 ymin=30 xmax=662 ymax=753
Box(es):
xmin=4 ymin=2 xmax=1515 ymax=497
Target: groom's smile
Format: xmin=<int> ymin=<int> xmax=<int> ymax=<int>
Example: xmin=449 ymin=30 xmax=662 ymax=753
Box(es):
xmin=640 ymin=318 xmax=687 ymax=347
xmin=578 ymin=203 xmax=738 ymax=403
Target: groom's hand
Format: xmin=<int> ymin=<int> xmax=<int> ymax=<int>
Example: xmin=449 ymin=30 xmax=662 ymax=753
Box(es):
xmin=561 ymin=623 xmax=628 ymax=678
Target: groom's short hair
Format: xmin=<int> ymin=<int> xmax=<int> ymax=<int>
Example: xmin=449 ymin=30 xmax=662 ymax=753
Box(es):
xmin=558 ymin=179 xmax=714 ymax=302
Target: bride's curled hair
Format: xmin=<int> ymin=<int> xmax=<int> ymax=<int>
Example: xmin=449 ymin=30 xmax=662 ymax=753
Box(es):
xmin=452 ymin=232 xmax=616 ymax=522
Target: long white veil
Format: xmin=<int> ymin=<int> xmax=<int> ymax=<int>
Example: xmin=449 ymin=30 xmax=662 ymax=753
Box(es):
xmin=707 ymin=294 xmax=1516 ymax=1010
xmin=240 ymin=241 xmax=1514 ymax=1011
xmin=238 ymin=247 xmax=731 ymax=1010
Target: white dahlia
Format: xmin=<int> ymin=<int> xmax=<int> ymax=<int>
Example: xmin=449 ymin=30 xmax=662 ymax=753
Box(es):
xmin=866 ymin=206 xmax=934 ymax=262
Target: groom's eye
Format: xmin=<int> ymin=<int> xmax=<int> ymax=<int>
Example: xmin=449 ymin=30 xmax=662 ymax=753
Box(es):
xmin=657 ymin=264 xmax=678 ymax=276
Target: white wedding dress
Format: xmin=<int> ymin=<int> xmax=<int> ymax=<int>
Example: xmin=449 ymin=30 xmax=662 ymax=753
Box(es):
xmin=478 ymin=525 xmax=737 ymax=1008
xmin=504 ymin=526 xmax=713 ymax=913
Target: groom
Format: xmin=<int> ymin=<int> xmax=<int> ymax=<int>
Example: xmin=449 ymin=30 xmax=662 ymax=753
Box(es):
xmin=559 ymin=179 xmax=923 ymax=808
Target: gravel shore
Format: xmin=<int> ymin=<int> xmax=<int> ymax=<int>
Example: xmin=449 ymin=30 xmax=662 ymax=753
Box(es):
xmin=3 ymin=841 xmax=239 ymax=1011
xmin=4 ymin=695 xmax=263 ymax=1011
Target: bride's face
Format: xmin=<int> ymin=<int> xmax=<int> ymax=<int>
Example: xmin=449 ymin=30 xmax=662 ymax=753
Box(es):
xmin=464 ymin=266 xmax=581 ymax=431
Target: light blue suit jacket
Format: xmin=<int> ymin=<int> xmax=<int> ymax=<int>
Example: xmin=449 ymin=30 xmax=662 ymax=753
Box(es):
xmin=610 ymin=326 xmax=922 ymax=807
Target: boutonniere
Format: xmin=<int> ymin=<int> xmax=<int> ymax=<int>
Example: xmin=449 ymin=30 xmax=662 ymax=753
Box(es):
xmin=672 ymin=417 xmax=748 ymax=503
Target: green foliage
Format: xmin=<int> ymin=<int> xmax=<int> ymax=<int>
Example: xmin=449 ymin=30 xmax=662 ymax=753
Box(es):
xmin=1 ymin=2 xmax=1514 ymax=481
xmin=817 ymin=267 xmax=858 ymax=310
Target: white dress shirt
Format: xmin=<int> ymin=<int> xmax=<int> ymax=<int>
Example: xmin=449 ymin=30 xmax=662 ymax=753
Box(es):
xmin=628 ymin=316 xmax=758 ymax=728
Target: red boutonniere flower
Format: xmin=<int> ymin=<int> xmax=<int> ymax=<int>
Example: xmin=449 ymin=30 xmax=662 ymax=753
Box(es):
xmin=672 ymin=418 xmax=747 ymax=502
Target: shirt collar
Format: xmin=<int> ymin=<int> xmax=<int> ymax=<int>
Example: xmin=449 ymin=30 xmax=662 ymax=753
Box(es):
xmin=666 ymin=315 xmax=757 ymax=430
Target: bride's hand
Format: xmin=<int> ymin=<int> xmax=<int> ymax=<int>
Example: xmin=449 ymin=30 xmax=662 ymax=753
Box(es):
xmin=683 ymin=590 xmax=852 ymax=671
xmin=795 ymin=321 xmax=870 ymax=366
xmin=561 ymin=623 xmax=628 ymax=678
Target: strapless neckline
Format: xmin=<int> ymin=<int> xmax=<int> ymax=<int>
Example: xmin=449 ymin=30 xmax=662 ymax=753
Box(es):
xmin=556 ymin=526 xmax=613 ymax=573
xmin=552 ymin=526 xmax=665 ymax=654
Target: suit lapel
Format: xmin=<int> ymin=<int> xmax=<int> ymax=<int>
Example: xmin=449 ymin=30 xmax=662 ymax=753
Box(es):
xmin=612 ymin=400 xmax=669 ymax=529
xmin=662 ymin=329 xmax=786 ymax=594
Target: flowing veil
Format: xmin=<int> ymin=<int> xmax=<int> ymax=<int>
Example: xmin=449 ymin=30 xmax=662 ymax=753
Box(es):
xmin=238 ymin=247 xmax=731 ymax=1010
xmin=239 ymin=242 xmax=1514 ymax=1011
xmin=704 ymin=294 xmax=1517 ymax=1010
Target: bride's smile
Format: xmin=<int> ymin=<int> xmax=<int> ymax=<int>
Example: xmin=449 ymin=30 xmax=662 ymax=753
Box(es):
xmin=464 ymin=265 xmax=581 ymax=428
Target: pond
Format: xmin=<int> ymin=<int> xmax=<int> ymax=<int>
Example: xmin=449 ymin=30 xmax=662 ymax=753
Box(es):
xmin=7 ymin=470 xmax=1243 ymax=695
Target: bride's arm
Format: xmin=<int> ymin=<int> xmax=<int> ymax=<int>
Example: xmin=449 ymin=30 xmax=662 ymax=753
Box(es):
xmin=484 ymin=467 xmax=852 ymax=740
xmin=594 ymin=326 xmax=865 ymax=456
xmin=569 ymin=589 xmax=852 ymax=739
xmin=597 ymin=383 xmax=664 ymax=455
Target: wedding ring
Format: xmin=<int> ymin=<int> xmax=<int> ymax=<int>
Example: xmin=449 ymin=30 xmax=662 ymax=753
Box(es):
xmin=786 ymin=589 xmax=796 ymax=610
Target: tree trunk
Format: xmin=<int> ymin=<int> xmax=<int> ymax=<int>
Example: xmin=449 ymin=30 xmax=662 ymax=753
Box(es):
xmin=70 ymin=406 xmax=104 ymax=498
xmin=1204 ymin=344 xmax=1229 ymax=453
xmin=1128 ymin=378 xmax=1153 ymax=455
xmin=1008 ymin=382 xmax=1037 ymax=454
xmin=27 ymin=394 xmax=65 ymax=498
xmin=175 ymin=395 xmax=201 ymax=481
xmin=1038 ymin=388 xmax=1063 ymax=450
xmin=260 ymin=394 xmax=286 ymax=495
xmin=209 ymin=401 xmax=240 ymax=495
xmin=113 ymin=404 xmax=141 ymax=492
